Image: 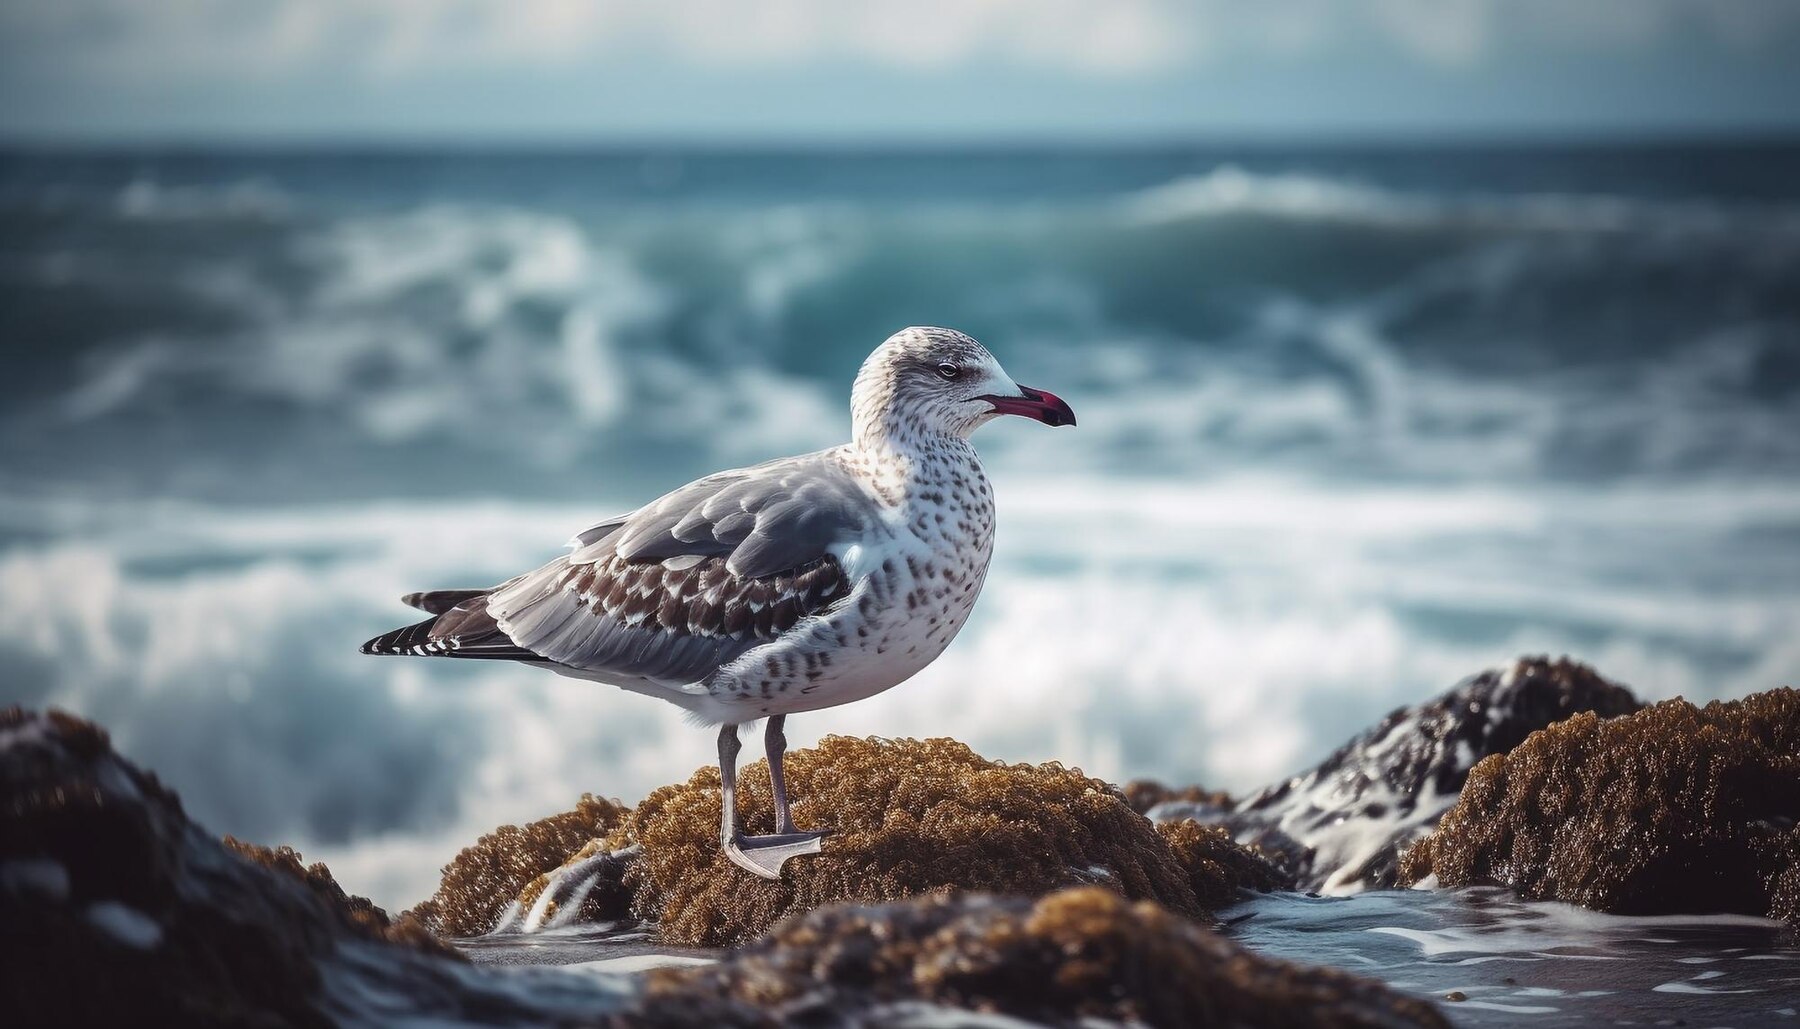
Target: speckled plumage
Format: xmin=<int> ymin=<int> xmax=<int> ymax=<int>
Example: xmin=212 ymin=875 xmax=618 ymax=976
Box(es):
xmin=363 ymin=326 xmax=1065 ymax=726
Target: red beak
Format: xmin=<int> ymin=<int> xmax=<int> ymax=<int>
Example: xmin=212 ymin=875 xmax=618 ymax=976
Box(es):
xmin=980 ymin=384 xmax=1076 ymax=427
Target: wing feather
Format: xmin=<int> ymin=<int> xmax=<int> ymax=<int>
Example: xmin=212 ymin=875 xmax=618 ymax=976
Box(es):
xmin=367 ymin=448 xmax=873 ymax=686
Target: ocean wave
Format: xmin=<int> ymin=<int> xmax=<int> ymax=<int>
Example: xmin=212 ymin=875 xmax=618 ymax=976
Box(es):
xmin=29 ymin=202 xmax=848 ymax=471
xmin=113 ymin=178 xmax=294 ymax=221
xmin=2 ymin=476 xmax=1793 ymax=911
xmin=10 ymin=164 xmax=1797 ymax=496
xmin=1119 ymin=164 xmax=1800 ymax=236
xmin=34 ymin=230 xmax=1798 ymax=494
xmin=998 ymin=307 xmax=1800 ymax=484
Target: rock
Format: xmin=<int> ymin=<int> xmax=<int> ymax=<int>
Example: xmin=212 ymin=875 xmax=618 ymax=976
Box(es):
xmin=1156 ymin=820 xmax=1288 ymax=908
xmin=0 ymin=706 xmax=752 ymax=1027
xmin=1121 ymin=779 xmax=1234 ymax=816
xmin=1399 ymin=688 xmax=1800 ymax=923
xmin=504 ymin=837 xmax=639 ymax=934
xmin=648 ymin=886 xmax=1449 ymax=1029
xmin=0 ymin=705 xmax=1422 ymax=1028
xmin=223 ymin=837 xmax=455 ymax=956
xmin=408 ymin=793 xmax=630 ymax=937
xmin=604 ymin=735 xmax=1279 ymax=947
xmin=1150 ymin=657 xmax=1642 ymax=894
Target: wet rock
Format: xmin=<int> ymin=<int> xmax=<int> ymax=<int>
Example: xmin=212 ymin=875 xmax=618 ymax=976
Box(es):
xmin=0 ymin=704 xmax=1406 ymax=1027
xmin=0 ymin=706 xmax=742 ymax=1027
xmin=223 ymin=837 xmax=455 ymax=956
xmin=503 ymin=837 xmax=639 ymax=933
xmin=408 ymin=793 xmax=630 ymax=937
xmin=1156 ymin=820 xmax=1289 ymax=907
xmin=1152 ymin=657 xmax=1642 ymax=894
xmin=1400 ymin=688 xmax=1800 ymax=923
xmin=1121 ymin=778 xmax=1234 ymax=816
xmin=650 ymin=886 xmax=1449 ymax=1028
xmin=606 ymin=735 xmax=1282 ymax=947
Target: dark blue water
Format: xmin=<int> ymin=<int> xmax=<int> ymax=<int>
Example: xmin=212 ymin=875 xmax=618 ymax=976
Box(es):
xmin=1 ymin=144 xmax=1797 ymax=919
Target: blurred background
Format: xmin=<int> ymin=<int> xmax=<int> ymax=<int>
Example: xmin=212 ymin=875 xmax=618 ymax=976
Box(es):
xmin=3 ymin=1 xmax=1799 ymax=911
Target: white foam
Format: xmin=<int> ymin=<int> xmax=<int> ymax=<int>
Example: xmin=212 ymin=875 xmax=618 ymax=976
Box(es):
xmin=114 ymin=179 xmax=291 ymax=221
xmin=1372 ymin=901 xmax=1785 ymax=960
xmin=1653 ymin=980 xmax=1757 ymax=995
xmin=1457 ymin=1000 xmax=1560 ymax=1014
xmin=1120 ymin=165 xmax=1800 ymax=236
xmin=855 ymin=1003 xmax=1062 ymax=1029
xmin=568 ymin=954 xmax=714 ymax=974
xmin=1 ymin=467 xmax=1795 ymax=913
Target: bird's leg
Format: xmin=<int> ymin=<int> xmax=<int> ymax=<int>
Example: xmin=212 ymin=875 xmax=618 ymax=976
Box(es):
xmin=717 ymin=718 xmax=829 ymax=880
xmin=717 ymin=722 xmax=743 ymax=856
xmin=766 ymin=714 xmax=796 ymax=835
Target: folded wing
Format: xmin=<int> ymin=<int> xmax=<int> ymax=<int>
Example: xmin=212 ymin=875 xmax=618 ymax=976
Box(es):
xmin=363 ymin=450 xmax=877 ymax=688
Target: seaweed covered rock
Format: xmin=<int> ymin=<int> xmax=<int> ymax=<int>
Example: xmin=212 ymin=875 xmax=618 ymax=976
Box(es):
xmin=503 ymin=837 xmax=639 ymax=933
xmin=1400 ymin=688 xmax=1800 ymax=923
xmin=608 ymin=735 xmax=1266 ymax=947
xmin=1156 ymin=820 xmax=1289 ymax=907
xmin=0 ymin=706 xmax=741 ymax=1028
xmin=1178 ymin=657 xmax=1642 ymax=893
xmin=223 ymin=837 xmax=455 ymax=956
xmin=1122 ymin=778 xmax=1234 ymax=817
xmin=650 ymin=887 xmax=1448 ymax=1028
xmin=408 ymin=793 xmax=630 ymax=937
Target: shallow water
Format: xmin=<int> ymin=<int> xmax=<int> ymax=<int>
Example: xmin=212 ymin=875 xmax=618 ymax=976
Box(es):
xmin=458 ymin=921 xmax=709 ymax=970
xmin=452 ymin=888 xmax=1800 ymax=1027
xmin=1227 ymin=888 xmax=1800 ymax=1027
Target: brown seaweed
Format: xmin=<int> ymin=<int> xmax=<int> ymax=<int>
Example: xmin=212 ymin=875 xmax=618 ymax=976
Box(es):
xmin=1156 ymin=819 xmax=1288 ymax=907
xmin=605 ymin=734 xmax=1282 ymax=947
xmin=407 ymin=792 xmax=630 ymax=936
xmin=650 ymin=886 xmax=1449 ymax=1028
xmin=1400 ymin=688 xmax=1800 ymax=923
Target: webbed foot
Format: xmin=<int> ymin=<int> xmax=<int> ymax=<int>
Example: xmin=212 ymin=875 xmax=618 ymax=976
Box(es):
xmin=723 ymin=830 xmax=828 ymax=878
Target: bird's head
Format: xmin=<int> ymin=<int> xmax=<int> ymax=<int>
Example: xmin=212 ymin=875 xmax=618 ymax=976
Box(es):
xmin=852 ymin=326 xmax=1075 ymax=448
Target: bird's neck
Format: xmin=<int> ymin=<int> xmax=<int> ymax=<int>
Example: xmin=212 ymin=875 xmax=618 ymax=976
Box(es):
xmin=849 ymin=418 xmax=979 ymax=508
xmin=853 ymin=396 xmax=965 ymax=456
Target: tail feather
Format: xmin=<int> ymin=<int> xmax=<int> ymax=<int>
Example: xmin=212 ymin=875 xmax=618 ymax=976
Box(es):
xmin=362 ymin=594 xmax=550 ymax=663
xmin=402 ymin=588 xmax=490 ymax=615
xmin=361 ymin=616 xmax=446 ymax=656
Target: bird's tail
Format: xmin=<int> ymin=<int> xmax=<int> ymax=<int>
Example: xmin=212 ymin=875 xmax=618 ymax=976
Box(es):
xmin=402 ymin=588 xmax=489 ymax=614
xmin=361 ymin=589 xmax=489 ymax=655
xmin=362 ymin=589 xmax=549 ymax=662
xmin=360 ymin=615 xmax=450 ymax=656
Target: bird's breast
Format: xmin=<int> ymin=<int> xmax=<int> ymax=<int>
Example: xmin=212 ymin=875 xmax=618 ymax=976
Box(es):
xmin=714 ymin=443 xmax=997 ymax=717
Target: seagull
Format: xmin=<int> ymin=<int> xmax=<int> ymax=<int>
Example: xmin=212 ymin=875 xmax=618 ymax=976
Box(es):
xmin=362 ymin=327 xmax=1075 ymax=878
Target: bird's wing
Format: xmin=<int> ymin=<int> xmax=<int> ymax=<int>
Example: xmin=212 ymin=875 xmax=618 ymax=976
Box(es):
xmin=596 ymin=450 xmax=878 ymax=579
xmin=472 ymin=450 xmax=875 ymax=684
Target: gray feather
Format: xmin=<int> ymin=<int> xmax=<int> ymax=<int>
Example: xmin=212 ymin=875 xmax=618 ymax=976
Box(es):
xmin=612 ymin=451 xmax=876 ymax=577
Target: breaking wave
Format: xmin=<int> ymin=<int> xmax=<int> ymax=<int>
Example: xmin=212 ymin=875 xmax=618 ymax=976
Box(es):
xmin=1119 ymin=164 xmax=1800 ymax=235
xmin=2 ymin=469 xmax=1795 ymax=911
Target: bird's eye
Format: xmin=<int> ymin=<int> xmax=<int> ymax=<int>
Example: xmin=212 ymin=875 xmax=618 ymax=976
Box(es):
xmin=936 ymin=363 xmax=961 ymax=381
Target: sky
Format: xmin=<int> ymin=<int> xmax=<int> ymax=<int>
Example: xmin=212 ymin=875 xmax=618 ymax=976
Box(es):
xmin=2 ymin=0 xmax=1799 ymax=143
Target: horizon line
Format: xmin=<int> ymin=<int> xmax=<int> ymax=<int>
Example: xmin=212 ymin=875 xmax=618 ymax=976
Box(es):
xmin=6 ymin=125 xmax=1800 ymax=155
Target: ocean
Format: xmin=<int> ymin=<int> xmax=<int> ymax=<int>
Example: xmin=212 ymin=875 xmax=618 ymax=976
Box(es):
xmin=2 ymin=142 xmax=1797 ymax=913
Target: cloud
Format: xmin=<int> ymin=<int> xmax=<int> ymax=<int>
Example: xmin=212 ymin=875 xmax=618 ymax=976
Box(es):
xmin=8 ymin=0 xmax=1800 ymax=84
xmin=1368 ymin=0 xmax=1492 ymax=66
